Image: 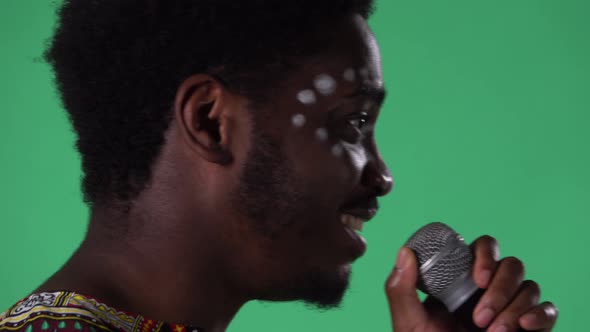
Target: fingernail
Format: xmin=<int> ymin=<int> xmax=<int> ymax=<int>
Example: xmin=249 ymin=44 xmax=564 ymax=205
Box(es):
xmin=389 ymin=268 xmax=402 ymax=287
xmin=491 ymin=324 xmax=508 ymax=332
xmin=479 ymin=269 xmax=492 ymax=287
xmin=474 ymin=307 xmax=495 ymax=327
xmin=389 ymin=248 xmax=409 ymax=288
xmin=396 ymin=247 xmax=409 ymax=270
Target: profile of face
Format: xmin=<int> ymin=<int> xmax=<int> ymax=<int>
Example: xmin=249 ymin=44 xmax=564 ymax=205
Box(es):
xmin=187 ymin=14 xmax=393 ymax=309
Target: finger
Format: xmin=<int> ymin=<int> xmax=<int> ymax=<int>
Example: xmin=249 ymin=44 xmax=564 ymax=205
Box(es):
xmin=470 ymin=235 xmax=500 ymax=288
xmin=385 ymin=246 xmax=428 ymax=331
xmin=424 ymin=295 xmax=451 ymax=318
xmin=423 ymin=296 xmax=458 ymax=330
xmin=519 ymin=302 xmax=559 ymax=331
xmin=486 ymin=280 xmax=540 ymax=332
xmin=472 ymin=256 xmax=525 ymax=328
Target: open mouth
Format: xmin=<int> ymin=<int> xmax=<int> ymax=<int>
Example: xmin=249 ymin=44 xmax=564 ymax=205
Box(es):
xmin=340 ymin=213 xmax=366 ymax=232
xmin=336 ymin=199 xmax=378 ymax=259
xmin=338 ymin=212 xmax=375 ymax=259
xmin=339 ymin=204 xmax=377 ymax=231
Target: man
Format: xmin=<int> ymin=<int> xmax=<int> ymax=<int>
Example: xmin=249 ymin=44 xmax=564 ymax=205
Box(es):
xmin=0 ymin=1 xmax=557 ymax=332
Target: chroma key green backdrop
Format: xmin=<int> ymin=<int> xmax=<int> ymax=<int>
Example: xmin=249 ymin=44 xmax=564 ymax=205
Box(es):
xmin=1 ymin=0 xmax=589 ymax=331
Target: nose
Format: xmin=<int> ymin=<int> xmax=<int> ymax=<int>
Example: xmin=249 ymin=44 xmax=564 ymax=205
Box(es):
xmin=361 ymin=159 xmax=393 ymax=197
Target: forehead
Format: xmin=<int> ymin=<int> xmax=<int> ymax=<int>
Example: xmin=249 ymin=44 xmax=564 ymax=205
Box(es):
xmin=270 ymin=16 xmax=383 ymax=113
xmin=253 ymin=14 xmax=385 ymax=139
xmin=299 ymin=15 xmax=382 ymax=85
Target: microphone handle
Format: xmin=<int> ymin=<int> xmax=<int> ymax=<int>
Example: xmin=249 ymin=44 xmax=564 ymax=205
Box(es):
xmin=453 ymin=288 xmax=527 ymax=332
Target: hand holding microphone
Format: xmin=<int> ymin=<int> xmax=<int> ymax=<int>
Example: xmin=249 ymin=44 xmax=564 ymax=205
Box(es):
xmin=385 ymin=222 xmax=558 ymax=332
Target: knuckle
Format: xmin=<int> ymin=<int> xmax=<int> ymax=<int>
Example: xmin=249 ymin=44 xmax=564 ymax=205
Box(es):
xmin=479 ymin=234 xmax=498 ymax=246
xmin=522 ymin=280 xmax=541 ymax=296
xmin=484 ymin=291 xmax=510 ymax=310
xmin=491 ymin=316 xmax=520 ymax=331
xmin=502 ymin=256 xmax=525 ymax=275
xmin=475 ymin=235 xmax=500 ymax=261
xmin=488 ymin=296 xmax=528 ymax=326
xmin=493 ymin=293 xmax=511 ymax=308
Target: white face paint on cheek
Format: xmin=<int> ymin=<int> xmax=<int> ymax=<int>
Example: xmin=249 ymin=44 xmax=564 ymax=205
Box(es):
xmin=342 ymin=142 xmax=368 ymax=171
xmin=296 ymin=89 xmax=317 ymax=105
xmin=343 ymin=68 xmax=356 ymax=82
xmin=315 ymin=127 xmax=328 ymax=141
xmin=291 ymin=113 xmax=306 ymax=128
xmin=313 ymin=74 xmax=337 ymax=96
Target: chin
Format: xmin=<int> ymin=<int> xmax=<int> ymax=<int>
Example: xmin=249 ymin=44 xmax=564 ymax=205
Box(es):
xmin=257 ymin=263 xmax=352 ymax=309
xmin=295 ymin=263 xmax=352 ymax=310
xmin=254 ymin=258 xmax=353 ymax=309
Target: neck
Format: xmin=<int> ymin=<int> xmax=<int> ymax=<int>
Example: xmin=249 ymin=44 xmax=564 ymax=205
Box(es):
xmin=38 ymin=205 xmax=247 ymax=332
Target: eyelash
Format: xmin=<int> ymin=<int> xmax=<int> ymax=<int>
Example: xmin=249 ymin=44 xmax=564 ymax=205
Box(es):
xmin=347 ymin=112 xmax=370 ymax=130
xmin=334 ymin=112 xmax=372 ymax=144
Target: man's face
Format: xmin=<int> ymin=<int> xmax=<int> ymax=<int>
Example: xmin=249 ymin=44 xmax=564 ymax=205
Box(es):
xmin=229 ymin=15 xmax=392 ymax=308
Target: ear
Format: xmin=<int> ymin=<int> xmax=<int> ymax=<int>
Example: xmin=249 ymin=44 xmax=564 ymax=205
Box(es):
xmin=174 ymin=74 xmax=234 ymax=165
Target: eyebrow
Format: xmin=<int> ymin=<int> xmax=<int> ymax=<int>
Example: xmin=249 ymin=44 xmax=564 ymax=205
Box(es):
xmin=346 ymin=84 xmax=387 ymax=106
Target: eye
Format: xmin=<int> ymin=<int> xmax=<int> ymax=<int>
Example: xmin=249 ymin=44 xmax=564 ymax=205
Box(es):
xmin=347 ymin=113 xmax=369 ymax=130
xmin=337 ymin=112 xmax=372 ymax=143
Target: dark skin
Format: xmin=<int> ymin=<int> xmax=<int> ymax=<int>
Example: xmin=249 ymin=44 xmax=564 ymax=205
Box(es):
xmin=37 ymin=14 xmax=557 ymax=332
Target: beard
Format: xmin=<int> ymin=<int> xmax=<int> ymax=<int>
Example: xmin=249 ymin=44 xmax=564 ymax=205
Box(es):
xmin=288 ymin=264 xmax=351 ymax=310
xmin=233 ymin=130 xmax=301 ymax=237
xmin=231 ymin=128 xmax=350 ymax=309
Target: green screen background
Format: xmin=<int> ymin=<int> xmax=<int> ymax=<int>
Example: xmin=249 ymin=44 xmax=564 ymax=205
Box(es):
xmin=1 ymin=0 xmax=588 ymax=330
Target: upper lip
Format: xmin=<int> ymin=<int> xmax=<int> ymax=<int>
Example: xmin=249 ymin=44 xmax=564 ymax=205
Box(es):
xmin=339 ymin=198 xmax=379 ymax=222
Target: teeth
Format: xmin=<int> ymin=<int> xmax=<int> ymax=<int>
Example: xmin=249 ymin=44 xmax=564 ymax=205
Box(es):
xmin=340 ymin=214 xmax=365 ymax=232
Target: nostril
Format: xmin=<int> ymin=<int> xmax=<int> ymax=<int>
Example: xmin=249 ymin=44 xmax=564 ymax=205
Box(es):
xmin=361 ymin=164 xmax=393 ymax=196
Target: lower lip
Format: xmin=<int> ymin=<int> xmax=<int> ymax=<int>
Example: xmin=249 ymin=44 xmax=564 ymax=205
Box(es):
xmin=343 ymin=226 xmax=367 ymax=258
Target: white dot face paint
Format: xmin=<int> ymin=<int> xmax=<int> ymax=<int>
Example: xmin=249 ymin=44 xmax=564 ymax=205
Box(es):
xmin=297 ymin=89 xmax=317 ymax=105
xmin=291 ymin=113 xmax=306 ymax=128
xmin=343 ymin=68 xmax=356 ymax=82
xmin=331 ymin=144 xmax=344 ymax=157
xmin=315 ymin=127 xmax=328 ymax=141
xmin=313 ymin=74 xmax=337 ymax=96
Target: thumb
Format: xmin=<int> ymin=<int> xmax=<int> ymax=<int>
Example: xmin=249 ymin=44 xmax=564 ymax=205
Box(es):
xmin=385 ymin=246 xmax=428 ymax=331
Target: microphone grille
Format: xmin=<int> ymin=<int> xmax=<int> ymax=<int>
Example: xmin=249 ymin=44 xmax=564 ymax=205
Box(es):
xmin=405 ymin=222 xmax=473 ymax=297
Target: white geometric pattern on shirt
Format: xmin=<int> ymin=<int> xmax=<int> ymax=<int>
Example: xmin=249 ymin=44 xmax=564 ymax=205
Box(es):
xmin=12 ymin=292 xmax=61 ymax=315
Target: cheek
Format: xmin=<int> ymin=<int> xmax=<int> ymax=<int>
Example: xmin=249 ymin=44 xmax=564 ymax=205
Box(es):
xmin=319 ymin=141 xmax=367 ymax=186
xmin=340 ymin=142 xmax=367 ymax=181
xmin=288 ymin=132 xmax=365 ymax=193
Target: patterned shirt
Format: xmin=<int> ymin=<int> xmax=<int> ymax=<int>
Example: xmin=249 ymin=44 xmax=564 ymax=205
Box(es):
xmin=0 ymin=292 xmax=202 ymax=332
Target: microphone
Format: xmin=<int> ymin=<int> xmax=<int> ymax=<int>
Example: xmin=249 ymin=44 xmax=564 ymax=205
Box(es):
xmin=405 ymin=222 xmax=523 ymax=332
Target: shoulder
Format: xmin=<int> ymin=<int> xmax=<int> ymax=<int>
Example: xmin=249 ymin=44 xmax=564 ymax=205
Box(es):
xmin=0 ymin=292 xmax=116 ymax=332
